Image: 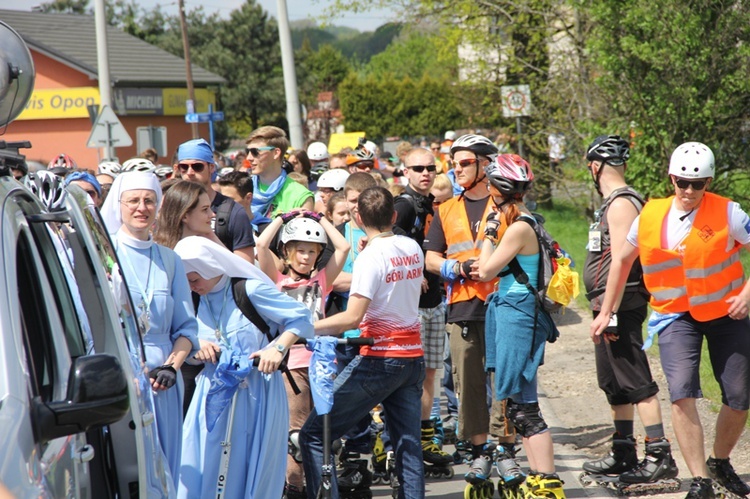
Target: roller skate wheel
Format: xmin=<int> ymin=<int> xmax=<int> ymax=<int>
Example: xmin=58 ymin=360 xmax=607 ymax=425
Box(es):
xmin=444 ymin=467 xmax=455 ymax=479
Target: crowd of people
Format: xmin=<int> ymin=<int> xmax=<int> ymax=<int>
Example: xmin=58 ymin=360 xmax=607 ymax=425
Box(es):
xmin=10 ymin=126 xmax=750 ymax=499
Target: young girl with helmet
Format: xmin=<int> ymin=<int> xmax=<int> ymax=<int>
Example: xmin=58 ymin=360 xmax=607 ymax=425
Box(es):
xmin=475 ymin=154 xmax=566 ymax=499
xmin=255 ymin=210 xmax=351 ymax=499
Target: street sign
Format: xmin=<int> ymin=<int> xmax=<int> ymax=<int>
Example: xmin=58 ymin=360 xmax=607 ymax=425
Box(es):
xmin=501 ymin=85 xmax=532 ymax=118
xmin=86 ymin=105 xmax=133 ymax=148
xmin=185 ymin=111 xmax=224 ymax=124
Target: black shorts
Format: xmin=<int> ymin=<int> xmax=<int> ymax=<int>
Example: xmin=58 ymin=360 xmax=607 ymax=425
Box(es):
xmin=593 ymin=306 xmax=659 ymax=406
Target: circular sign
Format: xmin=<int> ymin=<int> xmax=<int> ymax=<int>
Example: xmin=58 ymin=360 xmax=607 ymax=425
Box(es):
xmin=506 ymin=91 xmax=526 ymax=112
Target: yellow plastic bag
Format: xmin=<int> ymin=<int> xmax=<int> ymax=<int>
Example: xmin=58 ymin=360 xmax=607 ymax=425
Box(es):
xmin=547 ymin=257 xmax=580 ymax=307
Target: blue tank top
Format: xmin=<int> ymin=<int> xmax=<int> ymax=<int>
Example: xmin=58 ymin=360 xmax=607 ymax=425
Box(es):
xmin=498 ymin=253 xmax=539 ymax=295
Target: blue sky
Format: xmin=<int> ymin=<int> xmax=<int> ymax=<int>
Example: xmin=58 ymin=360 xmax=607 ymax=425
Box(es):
xmin=7 ymin=0 xmax=394 ymax=31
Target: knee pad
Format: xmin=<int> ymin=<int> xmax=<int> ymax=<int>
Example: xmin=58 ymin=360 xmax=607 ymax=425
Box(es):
xmin=288 ymin=431 xmax=303 ymax=463
xmin=505 ymin=399 xmax=548 ymax=438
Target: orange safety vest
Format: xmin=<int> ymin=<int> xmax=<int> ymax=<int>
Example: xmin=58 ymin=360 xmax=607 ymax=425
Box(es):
xmin=638 ymin=192 xmax=745 ymax=321
xmin=438 ymin=196 xmax=500 ymax=304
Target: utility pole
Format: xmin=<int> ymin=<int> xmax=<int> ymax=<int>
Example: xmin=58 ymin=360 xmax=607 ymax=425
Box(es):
xmin=276 ymin=0 xmax=303 ymax=148
xmin=93 ymin=0 xmax=114 ymax=159
xmin=178 ymin=0 xmax=199 ymax=139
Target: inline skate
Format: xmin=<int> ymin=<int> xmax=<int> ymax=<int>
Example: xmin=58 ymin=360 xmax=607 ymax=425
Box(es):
xmin=495 ymin=444 xmax=525 ymax=498
xmin=370 ymin=429 xmax=390 ymax=485
xmin=464 ymin=443 xmax=496 ymax=499
xmin=337 ymin=456 xmax=373 ymax=499
xmin=520 ymin=472 xmax=566 ymax=499
xmin=422 ymin=421 xmax=454 ymax=479
xmin=707 ymin=456 xmax=750 ymax=497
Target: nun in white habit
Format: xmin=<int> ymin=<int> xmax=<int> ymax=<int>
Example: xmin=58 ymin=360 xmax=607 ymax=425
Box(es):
xmin=100 ymin=171 xmax=199 ymax=492
xmin=173 ymin=236 xmax=313 ymax=499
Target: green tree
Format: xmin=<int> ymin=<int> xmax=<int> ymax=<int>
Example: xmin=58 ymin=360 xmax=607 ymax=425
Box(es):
xmin=338 ymin=73 xmax=462 ymax=139
xmin=585 ymin=0 xmax=750 ymax=202
xmin=364 ymin=31 xmax=455 ymax=80
xmin=38 ymin=0 xmax=89 ymax=14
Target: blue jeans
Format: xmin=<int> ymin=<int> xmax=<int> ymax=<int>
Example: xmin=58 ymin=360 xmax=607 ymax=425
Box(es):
xmin=336 ymin=344 xmax=372 ymax=454
xmin=300 ymin=355 xmax=426 ymax=499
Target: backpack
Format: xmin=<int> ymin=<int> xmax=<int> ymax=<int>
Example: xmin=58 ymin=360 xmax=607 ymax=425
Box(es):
xmin=396 ymin=193 xmax=425 ymax=238
xmin=214 ymin=197 xmax=234 ymax=251
xmin=501 ymin=213 xmax=568 ymax=314
xmin=191 ymin=277 xmax=299 ymax=393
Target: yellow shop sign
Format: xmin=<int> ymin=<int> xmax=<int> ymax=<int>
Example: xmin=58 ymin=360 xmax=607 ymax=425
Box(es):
xmin=162 ymin=88 xmax=216 ymax=116
xmin=18 ymin=87 xmax=101 ymax=120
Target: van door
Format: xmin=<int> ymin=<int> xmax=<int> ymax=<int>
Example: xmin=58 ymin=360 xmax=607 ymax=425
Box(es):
xmin=15 ymin=222 xmax=92 ymax=499
xmin=61 ymin=186 xmax=174 ymax=497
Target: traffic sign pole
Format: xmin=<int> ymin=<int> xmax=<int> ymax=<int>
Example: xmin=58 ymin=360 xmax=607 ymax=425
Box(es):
xmin=208 ymin=104 xmax=215 ymax=151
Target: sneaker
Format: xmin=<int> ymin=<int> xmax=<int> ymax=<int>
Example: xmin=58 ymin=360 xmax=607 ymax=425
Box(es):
xmin=685 ymin=477 xmax=715 ymax=499
xmin=495 ymin=444 xmax=525 ymax=486
xmin=707 ymin=456 xmax=750 ymax=496
xmin=465 ymin=444 xmax=495 ymax=484
xmin=619 ymin=438 xmax=679 ymax=484
xmin=582 ymin=433 xmax=638 ymax=475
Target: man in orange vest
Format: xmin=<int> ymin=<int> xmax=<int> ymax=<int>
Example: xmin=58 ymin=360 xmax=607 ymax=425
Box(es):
xmin=592 ymin=142 xmax=750 ymax=499
xmin=425 ymin=134 xmax=522 ymax=490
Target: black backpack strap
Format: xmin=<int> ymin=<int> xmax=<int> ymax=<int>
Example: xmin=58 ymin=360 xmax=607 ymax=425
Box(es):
xmin=191 ymin=291 xmax=200 ymax=314
xmin=230 ymin=277 xmax=300 ymax=395
xmin=214 ymin=198 xmax=235 ymax=250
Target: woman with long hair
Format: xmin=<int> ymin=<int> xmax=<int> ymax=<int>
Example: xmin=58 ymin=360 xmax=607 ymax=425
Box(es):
xmin=475 ymin=154 xmax=565 ymax=499
xmin=154 ymin=180 xmax=223 ymax=249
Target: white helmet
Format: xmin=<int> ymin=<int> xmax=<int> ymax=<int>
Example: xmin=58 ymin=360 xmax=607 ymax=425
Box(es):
xmin=122 ymin=157 xmax=156 ymax=173
xmin=307 ymin=142 xmax=329 ymax=162
xmin=317 ymin=168 xmax=349 ymax=191
xmin=24 ymin=170 xmax=67 ymax=212
xmin=280 ymin=218 xmax=327 ymax=248
xmin=363 ymin=140 xmax=378 ymax=154
xmin=668 ymin=142 xmax=715 ymax=179
xmin=98 ymin=160 xmax=122 ymax=177
xmin=450 ymin=134 xmax=499 ymax=159
xmin=444 ymin=130 xmax=457 ymax=141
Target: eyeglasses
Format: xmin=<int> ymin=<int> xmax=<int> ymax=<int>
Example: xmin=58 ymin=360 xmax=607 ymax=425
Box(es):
xmin=120 ymin=197 xmax=157 ymax=210
xmin=674 ymin=178 xmax=708 ymax=190
xmin=451 ymin=158 xmax=479 ymax=169
xmin=354 ymin=161 xmax=374 ymax=170
xmin=407 ymin=164 xmax=437 ymax=173
xmin=178 ymin=162 xmax=206 ymax=173
xmin=246 ymin=146 xmax=277 ymax=157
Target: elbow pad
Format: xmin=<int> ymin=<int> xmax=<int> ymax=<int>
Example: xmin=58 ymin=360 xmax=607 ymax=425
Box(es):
xmin=441 ymin=259 xmax=460 ymax=282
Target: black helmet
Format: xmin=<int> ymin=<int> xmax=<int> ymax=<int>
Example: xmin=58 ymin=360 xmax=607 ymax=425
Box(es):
xmin=586 ymin=135 xmax=629 ymax=166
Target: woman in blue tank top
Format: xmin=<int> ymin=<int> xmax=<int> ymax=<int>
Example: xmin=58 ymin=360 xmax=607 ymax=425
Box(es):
xmin=475 ymin=155 xmax=565 ymax=497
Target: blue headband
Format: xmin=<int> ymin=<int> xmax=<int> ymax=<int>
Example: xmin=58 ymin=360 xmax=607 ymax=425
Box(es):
xmin=65 ymin=171 xmax=102 ymax=196
xmin=177 ymin=138 xmax=214 ymax=164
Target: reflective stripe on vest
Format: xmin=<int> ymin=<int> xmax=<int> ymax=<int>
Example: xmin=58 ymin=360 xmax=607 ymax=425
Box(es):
xmin=438 ymin=196 xmax=498 ymax=304
xmin=638 ymin=192 xmax=744 ymax=321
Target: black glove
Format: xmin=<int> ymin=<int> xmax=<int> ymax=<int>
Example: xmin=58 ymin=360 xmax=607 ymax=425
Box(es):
xmin=459 ymin=259 xmax=476 ymax=280
xmin=302 ymin=210 xmax=322 ymax=222
xmin=278 ymin=210 xmax=301 ymax=223
xmin=149 ymin=364 xmax=177 ymax=388
xmin=484 ymin=212 xmax=500 ymax=243
xmin=392 ymin=168 xmax=405 ymax=177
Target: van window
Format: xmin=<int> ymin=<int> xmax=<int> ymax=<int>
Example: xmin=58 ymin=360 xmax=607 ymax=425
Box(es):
xmin=29 ymin=222 xmax=87 ymax=359
xmin=17 ymin=231 xmax=58 ymax=401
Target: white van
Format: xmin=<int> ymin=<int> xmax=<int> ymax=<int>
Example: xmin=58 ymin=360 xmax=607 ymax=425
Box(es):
xmin=0 ymin=177 xmax=174 ymax=497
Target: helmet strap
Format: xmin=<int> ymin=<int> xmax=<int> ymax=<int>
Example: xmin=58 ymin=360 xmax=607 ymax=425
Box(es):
xmin=459 ymin=158 xmax=486 ymax=199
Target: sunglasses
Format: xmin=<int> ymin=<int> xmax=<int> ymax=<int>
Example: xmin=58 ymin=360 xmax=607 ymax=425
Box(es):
xmin=246 ymin=146 xmax=277 ymax=157
xmin=354 ymin=161 xmax=374 ymax=170
xmin=178 ymin=162 xmax=207 ymax=173
xmin=674 ymin=178 xmax=708 ymax=190
xmin=451 ymin=158 xmax=479 ymax=169
xmin=408 ymin=164 xmax=437 ymax=173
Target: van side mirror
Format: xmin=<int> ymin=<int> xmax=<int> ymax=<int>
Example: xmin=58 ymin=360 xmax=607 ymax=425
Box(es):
xmin=33 ymin=354 xmax=130 ymax=444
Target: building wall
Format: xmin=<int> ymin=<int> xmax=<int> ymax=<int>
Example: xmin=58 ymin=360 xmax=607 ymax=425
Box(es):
xmin=3 ymin=49 xmax=217 ymax=169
